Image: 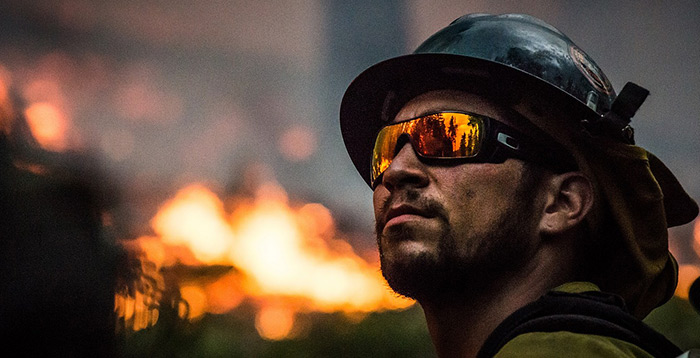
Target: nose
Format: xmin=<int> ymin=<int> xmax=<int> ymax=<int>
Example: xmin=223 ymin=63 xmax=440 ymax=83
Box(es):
xmin=380 ymin=142 xmax=429 ymax=191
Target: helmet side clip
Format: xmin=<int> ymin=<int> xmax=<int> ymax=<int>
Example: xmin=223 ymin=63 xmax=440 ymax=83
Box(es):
xmin=582 ymin=82 xmax=649 ymax=144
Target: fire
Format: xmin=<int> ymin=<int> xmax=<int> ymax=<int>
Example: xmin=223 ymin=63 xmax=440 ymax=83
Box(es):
xmin=152 ymin=185 xmax=234 ymax=264
xmin=675 ymin=218 xmax=700 ymax=299
xmin=229 ymin=187 xmax=398 ymax=311
xmin=180 ymin=285 xmax=208 ymax=320
xmin=115 ymin=236 xmax=164 ymax=332
xmin=676 ymin=264 xmax=700 ymax=300
xmin=24 ymin=102 xmax=70 ymax=152
xmin=0 ymin=64 xmax=12 ymax=136
xmin=117 ymin=181 xmax=412 ymax=338
xmin=694 ymin=218 xmax=700 ymax=259
xmin=256 ymin=304 xmax=296 ymax=340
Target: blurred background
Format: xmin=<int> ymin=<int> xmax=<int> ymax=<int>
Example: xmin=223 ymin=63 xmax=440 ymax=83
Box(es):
xmin=0 ymin=1 xmax=698 ymax=357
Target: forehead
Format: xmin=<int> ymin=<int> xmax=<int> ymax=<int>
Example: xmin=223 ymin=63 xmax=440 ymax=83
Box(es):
xmin=393 ymin=89 xmax=529 ymax=131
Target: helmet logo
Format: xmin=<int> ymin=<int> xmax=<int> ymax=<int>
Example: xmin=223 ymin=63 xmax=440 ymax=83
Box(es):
xmin=570 ymin=45 xmax=613 ymax=95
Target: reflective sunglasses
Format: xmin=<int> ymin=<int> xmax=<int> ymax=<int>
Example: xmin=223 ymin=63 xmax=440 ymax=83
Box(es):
xmin=370 ymin=111 xmax=575 ymax=187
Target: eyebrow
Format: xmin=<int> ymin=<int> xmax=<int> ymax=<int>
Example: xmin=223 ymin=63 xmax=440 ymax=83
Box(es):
xmin=392 ymin=107 xmax=455 ymax=123
xmin=417 ymin=107 xmax=452 ymax=117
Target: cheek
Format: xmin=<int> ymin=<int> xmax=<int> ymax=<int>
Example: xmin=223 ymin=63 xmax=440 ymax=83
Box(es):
xmin=438 ymin=165 xmax=522 ymax=226
xmin=372 ymin=187 xmax=388 ymax=220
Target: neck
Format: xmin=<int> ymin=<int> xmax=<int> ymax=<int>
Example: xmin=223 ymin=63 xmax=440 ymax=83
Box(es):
xmin=419 ymin=243 xmax=575 ymax=358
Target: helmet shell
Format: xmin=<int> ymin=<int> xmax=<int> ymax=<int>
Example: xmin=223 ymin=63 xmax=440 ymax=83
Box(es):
xmin=415 ymin=13 xmax=615 ymax=114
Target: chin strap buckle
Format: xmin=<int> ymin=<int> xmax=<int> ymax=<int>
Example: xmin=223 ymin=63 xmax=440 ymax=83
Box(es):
xmin=581 ymin=82 xmax=649 ymax=144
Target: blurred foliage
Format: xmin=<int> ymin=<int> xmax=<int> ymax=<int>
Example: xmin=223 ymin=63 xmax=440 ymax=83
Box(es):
xmin=118 ymin=303 xmax=435 ymax=358
xmin=645 ymin=297 xmax=700 ymax=350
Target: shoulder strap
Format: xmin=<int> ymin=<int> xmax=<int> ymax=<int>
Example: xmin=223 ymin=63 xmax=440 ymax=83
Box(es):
xmin=477 ymin=290 xmax=682 ymax=358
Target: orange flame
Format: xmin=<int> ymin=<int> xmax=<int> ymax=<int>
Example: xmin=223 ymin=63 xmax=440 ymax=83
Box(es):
xmin=256 ymin=304 xmax=296 ymax=340
xmin=673 ymin=218 xmax=700 ymax=299
xmin=693 ymin=218 xmax=700 ymax=259
xmin=0 ymin=64 xmax=13 ymax=136
xmin=152 ymin=185 xmax=235 ymax=264
xmin=24 ymin=102 xmax=70 ymax=151
xmin=676 ymin=264 xmax=700 ymax=300
xmin=115 ymin=236 xmax=165 ymax=332
xmin=117 ymin=182 xmax=412 ymax=338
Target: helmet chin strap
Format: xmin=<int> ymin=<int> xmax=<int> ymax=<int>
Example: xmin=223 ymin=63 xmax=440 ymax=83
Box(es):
xmin=581 ymin=82 xmax=649 ymax=144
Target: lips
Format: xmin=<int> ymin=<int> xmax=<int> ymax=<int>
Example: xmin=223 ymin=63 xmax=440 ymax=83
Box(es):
xmin=383 ymin=204 xmax=433 ymax=228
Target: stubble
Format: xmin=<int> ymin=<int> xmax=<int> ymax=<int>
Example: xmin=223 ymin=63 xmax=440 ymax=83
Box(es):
xmin=376 ymin=165 xmax=545 ymax=302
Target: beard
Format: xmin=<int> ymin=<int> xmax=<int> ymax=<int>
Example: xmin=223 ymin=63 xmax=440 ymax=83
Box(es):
xmin=375 ymin=168 xmax=542 ymax=302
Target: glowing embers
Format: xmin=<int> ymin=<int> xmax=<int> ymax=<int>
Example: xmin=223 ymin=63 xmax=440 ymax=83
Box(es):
xmin=24 ymin=102 xmax=70 ymax=152
xmin=0 ymin=65 xmax=13 ymax=136
xmin=677 ymin=265 xmax=700 ymax=300
xmin=115 ymin=237 xmax=165 ymax=332
xmin=152 ymin=185 xmax=235 ymax=263
xmin=674 ymin=219 xmax=700 ymax=299
xmin=278 ymin=125 xmax=317 ymax=161
xmin=670 ymin=218 xmax=700 ymax=299
xmin=116 ymin=182 xmax=412 ymax=338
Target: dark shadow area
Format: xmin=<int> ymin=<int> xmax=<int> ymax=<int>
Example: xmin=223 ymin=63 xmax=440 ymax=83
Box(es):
xmin=0 ymin=89 xmax=120 ymax=357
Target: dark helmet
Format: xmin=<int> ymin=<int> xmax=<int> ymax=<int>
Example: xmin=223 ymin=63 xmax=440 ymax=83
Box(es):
xmin=340 ymin=13 xmax=698 ymax=317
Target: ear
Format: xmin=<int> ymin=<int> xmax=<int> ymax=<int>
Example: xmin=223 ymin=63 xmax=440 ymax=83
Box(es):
xmin=538 ymin=172 xmax=594 ymax=236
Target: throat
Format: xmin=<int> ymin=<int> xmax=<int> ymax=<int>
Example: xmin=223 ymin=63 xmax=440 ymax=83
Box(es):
xmin=418 ymin=259 xmax=564 ymax=358
xmin=420 ymin=291 xmax=510 ymax=358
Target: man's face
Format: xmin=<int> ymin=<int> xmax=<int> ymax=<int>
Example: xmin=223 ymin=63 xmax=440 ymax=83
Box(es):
xmin=373 ymin=90 xmax=546 ymax=301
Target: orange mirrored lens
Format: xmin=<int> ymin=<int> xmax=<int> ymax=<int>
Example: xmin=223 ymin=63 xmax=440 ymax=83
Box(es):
xmin=371 ymin=112 xmax=484 ymax=186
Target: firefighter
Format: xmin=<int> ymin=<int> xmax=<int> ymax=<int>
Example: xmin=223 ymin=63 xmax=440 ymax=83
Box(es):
xmin=339 ymin=13 xmax=698 ymax=358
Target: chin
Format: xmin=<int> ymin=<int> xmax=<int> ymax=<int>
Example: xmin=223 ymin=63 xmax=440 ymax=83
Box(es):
xmin=378 ymin=230 xmax=503 ymax=301
xmin=377 ymin=224 xmax=450 ymax=298
xmin=381 ymin=252 xmax=498 ymax=302
xmin=390 ymin=239 xmax=437 ymax=259
xmin=380 ymin=250 xmax=440 ymax=300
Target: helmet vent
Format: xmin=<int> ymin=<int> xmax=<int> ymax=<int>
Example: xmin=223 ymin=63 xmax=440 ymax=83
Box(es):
xmin=586 ymin=91 xmax=599 ymax=111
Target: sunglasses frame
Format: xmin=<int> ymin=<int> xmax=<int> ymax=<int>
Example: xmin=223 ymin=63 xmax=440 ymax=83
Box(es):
xmin=370 ymin=111 xmax=576 ymax=187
